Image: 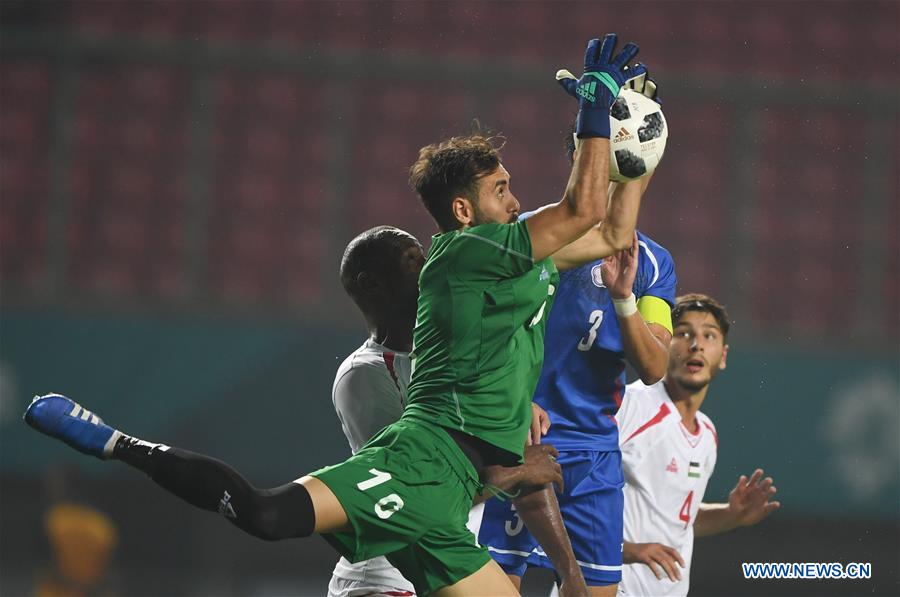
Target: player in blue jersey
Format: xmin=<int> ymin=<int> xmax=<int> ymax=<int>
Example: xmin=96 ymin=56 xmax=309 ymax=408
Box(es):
xmin=474 ymin=73 xmax=675 ymax=597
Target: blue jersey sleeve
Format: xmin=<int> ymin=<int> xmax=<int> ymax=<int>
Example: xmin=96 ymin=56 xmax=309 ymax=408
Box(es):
xmin=634 ymin=231 xmax=676 ymax=306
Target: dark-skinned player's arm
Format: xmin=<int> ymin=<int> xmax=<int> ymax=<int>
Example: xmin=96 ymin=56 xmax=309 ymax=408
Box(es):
xmin=513 ymin=484 xmax=585 ymax=596
xmin=483 ymin=419 xmax=588 ymax=595
xmin=473 ymin=401 xmax=554 ymax=502
xmin=474 ymin=443 xmax=563 ymax=506
xmin=526 ymin=34 xmax=647 ymax=263
xmin=474 ymin=445 xmax=583 ymax=591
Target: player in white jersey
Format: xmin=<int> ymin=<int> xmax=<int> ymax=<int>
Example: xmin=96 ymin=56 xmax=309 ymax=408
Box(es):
xmin=325 ymin=225 xmax=423 ymax=596
xmin=616 ymin=293 xmax=780 ymax=596
xmin=328 ymin=226 xmax=568 ymax=597
xmin=329 ymin=340 xmax=417 ymax=597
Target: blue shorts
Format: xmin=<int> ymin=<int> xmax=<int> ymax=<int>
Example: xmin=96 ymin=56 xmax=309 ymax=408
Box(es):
xmin=476 ymin=450 xmax=625 ymax=586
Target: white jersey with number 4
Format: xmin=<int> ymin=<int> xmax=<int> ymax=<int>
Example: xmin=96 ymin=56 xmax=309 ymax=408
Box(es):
xmin=616 ymin=380 xmax=718 ymax=597
xmin=328 ymin=339 xmax=416 ymax=597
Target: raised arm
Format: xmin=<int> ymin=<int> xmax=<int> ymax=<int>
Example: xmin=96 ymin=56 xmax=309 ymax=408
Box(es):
xmin=600 ymin=232 xmax=672 ymax=383
xmin=527 ymin=138 xmax=609 ymax=263
xmin=550 ymin=176 xmax=646 ymax=271
xmin=694 ymin=469 xmax=780 ymax=537
xmin=527 ymin=34 xmax=646 ymax=262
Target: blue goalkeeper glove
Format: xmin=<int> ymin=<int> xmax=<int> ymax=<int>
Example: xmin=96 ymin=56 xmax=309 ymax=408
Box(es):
xmin=556 ymin=34 xmax=646 ymax=138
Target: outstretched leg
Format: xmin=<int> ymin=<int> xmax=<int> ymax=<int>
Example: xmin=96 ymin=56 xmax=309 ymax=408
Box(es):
xmin=24 ymin=394 xmax=348 ymax=539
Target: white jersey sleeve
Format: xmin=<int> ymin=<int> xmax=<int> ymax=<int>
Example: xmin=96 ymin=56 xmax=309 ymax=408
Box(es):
xmin=617 ymin=380 xmax=718 ymax=597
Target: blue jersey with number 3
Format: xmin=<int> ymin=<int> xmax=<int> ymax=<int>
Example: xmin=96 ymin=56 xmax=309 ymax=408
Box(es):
xmin=535 ymin=230 xmax=676 ymax=452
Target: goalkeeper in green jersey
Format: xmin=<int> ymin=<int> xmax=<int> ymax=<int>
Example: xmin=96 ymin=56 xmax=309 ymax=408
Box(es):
xmin=25 ymin=34 xmax=651 ymax=596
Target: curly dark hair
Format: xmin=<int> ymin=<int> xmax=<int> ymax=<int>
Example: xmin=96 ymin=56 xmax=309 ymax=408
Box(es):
xmin=408 ymin=133 xmax=504 ymax=232
xmin=672 ymin=293 xmax=731 ymax=338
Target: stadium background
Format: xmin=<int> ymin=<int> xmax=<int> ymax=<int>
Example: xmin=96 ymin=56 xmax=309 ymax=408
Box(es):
xmin=1 ymin=1 xmax=897 ymax=595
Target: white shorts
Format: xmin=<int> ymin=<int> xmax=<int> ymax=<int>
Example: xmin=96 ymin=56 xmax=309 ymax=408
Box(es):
xmin=327 ymin=575 xmax=415 ymax=597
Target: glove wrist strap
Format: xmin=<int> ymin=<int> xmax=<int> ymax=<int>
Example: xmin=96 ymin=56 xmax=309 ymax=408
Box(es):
xmin=576 ymin=107 xmax=611 ymax=139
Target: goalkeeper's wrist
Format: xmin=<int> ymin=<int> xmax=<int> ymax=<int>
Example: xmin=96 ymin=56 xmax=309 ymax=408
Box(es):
xmin=575 ymin=107 xmax=611 ymax=139
xmin=613 ymin=293 xmax=638 ymax=317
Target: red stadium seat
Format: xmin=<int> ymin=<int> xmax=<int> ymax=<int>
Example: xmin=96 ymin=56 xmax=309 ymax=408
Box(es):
xmin=150 ymin=253 xmax=188 ymax=301
xmin=63 ymin=65 xmax=191 ymax=301
xmin=69 ymin=0 xmax=124 ymax=36
xmin=80 ymin=256 xmax=142 ymax=298
xmin=191 ymin=0 xmax=257 ymax=41
xmin=0 ymin=61 xmax=52 ymax=290
xmin=674 ymin=257 xmax=725 ymax=302
xmin=262 ymin=1 xmax=321 ymax=46
xmin=123 ymin=67 xmax=181 ymax=109
xmin=134 ymin=1 xmax=188 ymax=39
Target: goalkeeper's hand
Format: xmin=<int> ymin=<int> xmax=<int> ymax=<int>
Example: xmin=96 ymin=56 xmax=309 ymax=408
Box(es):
xmin=556 ymin=64 xmax=658 ymax=105
xmin=623 ymin=65 xmax=661 ymax=104
xmin=555 ymin=34 xmax=646 ymax=138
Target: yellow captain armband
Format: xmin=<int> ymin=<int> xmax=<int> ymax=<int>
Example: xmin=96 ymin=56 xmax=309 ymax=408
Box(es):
xmin=637 ymin=295 xmax=673 ymax=334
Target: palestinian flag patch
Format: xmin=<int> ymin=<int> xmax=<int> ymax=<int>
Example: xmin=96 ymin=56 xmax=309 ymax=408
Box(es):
xmin=688 ymin=461 xmax=701 ymax=478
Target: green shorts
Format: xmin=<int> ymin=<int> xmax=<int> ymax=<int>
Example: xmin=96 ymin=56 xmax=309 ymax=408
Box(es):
xmin=310 ymin=419 xmax=491 ymax=595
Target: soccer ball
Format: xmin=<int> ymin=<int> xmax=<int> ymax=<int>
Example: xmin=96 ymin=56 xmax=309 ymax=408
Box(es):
xmin=608 ymin=88 xmax=668 ymax=182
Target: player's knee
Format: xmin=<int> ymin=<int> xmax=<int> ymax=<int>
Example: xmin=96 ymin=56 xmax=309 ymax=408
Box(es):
xmin=241 ymin=483 xmax=315 ymax=541
xmin=244 ymin=500 xmax=285 ymax=541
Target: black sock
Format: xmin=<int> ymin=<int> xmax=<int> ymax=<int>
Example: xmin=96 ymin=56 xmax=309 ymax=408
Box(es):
xmin=113 ymin=436 xmax=315 ymax=540
xmin=113 ymin=435 xmax=165 ymax=473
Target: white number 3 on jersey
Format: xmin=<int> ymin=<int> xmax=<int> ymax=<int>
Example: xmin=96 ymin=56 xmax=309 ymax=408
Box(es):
xmin=577 ymin=309 xmax=604 ymax=351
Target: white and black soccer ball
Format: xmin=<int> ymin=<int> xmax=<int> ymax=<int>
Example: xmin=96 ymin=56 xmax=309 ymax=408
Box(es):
xmin=608 ymin=88 xmax=667 ymax=182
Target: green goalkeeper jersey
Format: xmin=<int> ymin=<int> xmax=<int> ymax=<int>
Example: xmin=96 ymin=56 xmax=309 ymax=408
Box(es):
xmin=403 ymin=221 xmax=559 ymax=461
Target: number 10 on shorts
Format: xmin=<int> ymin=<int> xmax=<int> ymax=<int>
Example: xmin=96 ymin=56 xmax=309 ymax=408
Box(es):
xmin=357 ymin=468 xmax=405 ymax=520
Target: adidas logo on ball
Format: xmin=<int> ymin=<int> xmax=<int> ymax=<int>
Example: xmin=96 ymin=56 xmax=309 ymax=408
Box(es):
xmin=613 ymin=127 xmax=634 ymax=143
